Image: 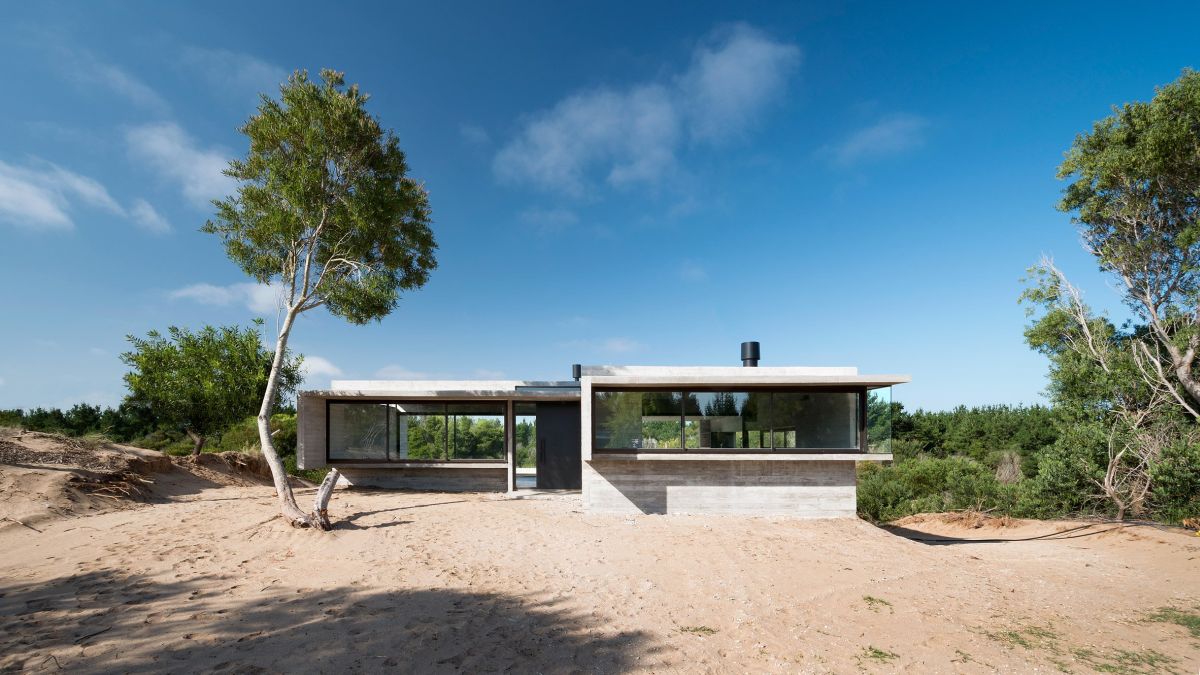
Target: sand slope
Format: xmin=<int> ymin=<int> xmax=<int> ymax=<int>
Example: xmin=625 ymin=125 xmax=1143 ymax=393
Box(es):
xmin=0 ymin=436 xmax=1197 ymax=672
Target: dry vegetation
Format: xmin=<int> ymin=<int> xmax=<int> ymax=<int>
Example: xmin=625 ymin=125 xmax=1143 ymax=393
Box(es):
xmin=1 ymin=430 xmax=1198 ymax=673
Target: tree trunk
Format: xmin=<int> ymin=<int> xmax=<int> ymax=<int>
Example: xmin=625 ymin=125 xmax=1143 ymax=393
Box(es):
xmin=185 ymin=429 xmax=206 ymax=457
xmin=257 ymin=307 xmax=316 ymax=528
xmin=312 ymin=468 xmax=341 ymax=530
xmin=1173 ymin=362 xmax=1200 ymax=413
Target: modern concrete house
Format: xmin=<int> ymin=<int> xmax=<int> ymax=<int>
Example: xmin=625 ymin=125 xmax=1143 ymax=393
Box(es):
xmin=296 ymin=343 xmax=908 ymax=517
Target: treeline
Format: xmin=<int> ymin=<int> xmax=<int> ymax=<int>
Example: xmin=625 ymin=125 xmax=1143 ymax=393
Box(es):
xmin=0 ymin=402 xmax=156 ymax=442
xmin=0 ymin=404 xmax=312 ymax=477
xmin=858 ymin=403 xmax=1200 ymax=525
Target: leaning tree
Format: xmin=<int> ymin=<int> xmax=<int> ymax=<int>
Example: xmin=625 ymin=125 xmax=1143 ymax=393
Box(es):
xmin=204 ymin=69 xmax=437 ymax=528
xmin=1057 ymin=68 xmax=1200 ymax=412
xmin=1023 ymin=69 xmax=1200 ymax=519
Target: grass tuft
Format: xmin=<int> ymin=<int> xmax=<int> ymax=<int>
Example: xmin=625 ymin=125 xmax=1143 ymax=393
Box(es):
xmin=863 ymin=595 xmax=894 ymax=613
xmin=1147 ymin=606 xmax=1200 ymax=638
xmin=678 ymin=625 xmax=718 ymax=636
xmin=984 ymin=624 xmax=1058 ymax=650
xmin=1071 ymin=646 xmax=1177 ymax=675
xmin=861 ymin=646 xmax=898 ymax=662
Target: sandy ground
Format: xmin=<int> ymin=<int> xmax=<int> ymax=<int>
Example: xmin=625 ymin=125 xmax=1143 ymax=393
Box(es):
xmin=1 ymin=436 xmax=1198 ymax=673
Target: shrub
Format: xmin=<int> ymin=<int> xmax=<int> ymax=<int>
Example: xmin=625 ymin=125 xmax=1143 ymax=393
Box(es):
xmin=212 ymin=414 xmax=297 ymax=456
xmin=1013 ymin=444 xmax=1101 ymax=518
xmin=1150 ymin=440 xmax=1200 ymax=524
xmin=857 ymin=456 xmax=1013 ymax=522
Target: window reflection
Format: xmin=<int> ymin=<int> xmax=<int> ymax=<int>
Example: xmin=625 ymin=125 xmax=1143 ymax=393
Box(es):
xmin=594 ymin=389 xmax=862 ymax=451
xmin=593 ymin=391 xmax=683 ymax=449
xmin=684 ymin=392 xmax=769 ymax=449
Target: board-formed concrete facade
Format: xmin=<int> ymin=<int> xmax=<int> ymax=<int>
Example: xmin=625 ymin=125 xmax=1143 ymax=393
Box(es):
xmin=296 ymin=357 xmax=908 ymax=517
xmin=582 ymin=459 xmax=858 ymax=516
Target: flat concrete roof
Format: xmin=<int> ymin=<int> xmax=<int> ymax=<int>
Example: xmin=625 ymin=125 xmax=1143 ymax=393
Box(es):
xmin=579 ymin=365 xmax=908 ymax=388
xmin=304 ymin=367 xmax=910 ymax=398
xmin=584 ymin=374 xmax=910 ymax=388
xmin=308 ymin=380 xmax=582 ymax=400
xmin=580 ymin=365 xmax=859 ymax=377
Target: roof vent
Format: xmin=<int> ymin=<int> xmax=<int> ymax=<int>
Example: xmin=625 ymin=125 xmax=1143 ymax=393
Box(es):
xmin=741 ymin=341 xmax=760 ymax=367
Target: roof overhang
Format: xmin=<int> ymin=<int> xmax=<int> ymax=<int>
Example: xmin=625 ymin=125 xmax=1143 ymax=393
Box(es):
xmin=303 ymin=380 xmax=582 ymax=400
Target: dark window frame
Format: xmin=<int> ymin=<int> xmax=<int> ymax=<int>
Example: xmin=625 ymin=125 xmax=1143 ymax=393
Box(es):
xmin=591 ymin=386 xmax=868 ymax=454
xmin=325 ymin=398 xmax=509 ymax=465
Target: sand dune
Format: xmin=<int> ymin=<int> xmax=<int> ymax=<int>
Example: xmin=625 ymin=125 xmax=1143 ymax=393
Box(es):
xmin=1 ymin=433 xmax=1197 ymax=672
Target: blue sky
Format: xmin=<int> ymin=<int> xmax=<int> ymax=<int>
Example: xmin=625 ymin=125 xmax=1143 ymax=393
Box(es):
xmin=1 ymin=1 xmax=1197 ymax=411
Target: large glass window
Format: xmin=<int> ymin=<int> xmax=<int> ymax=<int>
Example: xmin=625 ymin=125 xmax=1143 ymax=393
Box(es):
xmin=866 ymin=387 xmax=892 ymax=454
xmin=593 ymin=391 xmax=683 ymax=449
xmin=684 ymin=392 xmax=770 ymax=449
xmin=514 ymin=402 xmax=537 ymax=468
xmin=593 ymin=389 xmax=862 ymax=452
xmin=771 ymin=392 xmax=859 ymax=449
xmin=329 ymin=402 xmax=391 ymax=460
xmin=448 ymin=403 xmax=506 ymax=460
xmin=395 ymin=402 xmax=445 ymax=460
xmin=328 ymin=401 xmax=507 ymax=462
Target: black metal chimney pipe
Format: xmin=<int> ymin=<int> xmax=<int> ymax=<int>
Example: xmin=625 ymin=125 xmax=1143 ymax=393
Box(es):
xmin=572 ymin=363 xmax=582 ymax=381
xmin=741 ymin=341 xmax=760 ymax=367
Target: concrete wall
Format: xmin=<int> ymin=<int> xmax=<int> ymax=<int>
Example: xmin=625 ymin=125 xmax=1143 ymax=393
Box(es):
xmin=583 ymin=459 xmax=857 ymax=517
xmin=297 ymin=393 xmax=326 ymax=470
xmin=338 ymin=467 xmax=507 ymax=492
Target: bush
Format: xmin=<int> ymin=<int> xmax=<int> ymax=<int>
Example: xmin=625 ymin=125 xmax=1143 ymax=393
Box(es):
xmin=1012 ymin=444 xmax=1101 ymax=518
xmin=1150 ymin=440 xmax=1200 ymax=524
xmin=857 ymin=456 xmax=1014 ymax=522
xmin=212 ymin=414 xmax=297 ymax=455
xmin=0 ymin=409 xmax=25 ymax=428
xmin=130 ymin=428 xmax=193 ymax=455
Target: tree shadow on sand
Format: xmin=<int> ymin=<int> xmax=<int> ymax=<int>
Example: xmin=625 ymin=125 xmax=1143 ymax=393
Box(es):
xmin=881 ymin=521 xmax=1145 ymax=545
xmin=0 ymin=569 xmax=659 ymax=673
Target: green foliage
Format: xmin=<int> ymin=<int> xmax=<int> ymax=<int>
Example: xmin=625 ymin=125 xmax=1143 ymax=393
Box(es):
xmin=1149 ymin=440 xmax=1200 ymax=523
xmin=203 ymin=69 xmax=436 ymax=325
xmin=211 ymin=414 xmax=298 ymax=456
xmin=1 ymin=401 xmax=158 ymax=441
xmin=121 ymin=322 xmax=301 ymax=454
xmin=901 ymin=404 xmax=1058 ymax=474
xmin=1014 ymin=440 xmax=1103 ymax=518
xmin=515 ymin=418 xmax=536 ymax=468
xmin=1058 ymin=69 xmax=1200 ymax=329
xmin=860 ymin=646 xmax=898 ymax=663
xmin=857 ymin=456 xmax=1015 ymax=522
xmin=1006 ymin=70 xmax=1200 ymax=523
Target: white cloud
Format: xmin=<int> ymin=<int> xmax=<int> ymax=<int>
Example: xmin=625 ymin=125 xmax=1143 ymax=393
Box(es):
xmin=375 ymin=364 xmax=429 ymax=379
xmin=474 ymin=368 xmax=506 ymax=379
xmin=179 ymin=46 xmax=287 ymax=100
xmin=88 ymin=347 xmax=107 ymax=357
xmin=494 ymin=23 xmax=799 ymax=195
xmin=460 ymin=123 xmax=491 ymax=145
xmin=519 ymin=206 xmax=579 ymax=233
xmin=829 ymin=114 xmax=928 ymax=166
xmin=126 ymin=123 xmax=235 ymax=207
xmin=169 ymin=281 xmax=283 ymax=314
xmin=301 ymin=355 xmax=343 ymax=380
xmin=0 ymin=159 xmax=123 ymax=230
xmin=129 ymin=199 xmax=171 ymax=234
xmin=66 ymin=51 xmax=169 ymax=112
xmin=680 ymin=24 xmax=803 ymax=141
xmin=0 ymin=376 xmax=6 ymax=387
